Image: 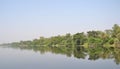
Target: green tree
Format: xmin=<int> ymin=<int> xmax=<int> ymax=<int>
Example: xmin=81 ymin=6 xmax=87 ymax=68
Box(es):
xmin=64 ymin=33 xmax=73 ymax=47
xmin=87 ymin=31 xmax=99 ymax=38
xmin=73 ymin=32 xmax=86 ymax=46
xmin=112 ymin=24 xmax=120 ymax=38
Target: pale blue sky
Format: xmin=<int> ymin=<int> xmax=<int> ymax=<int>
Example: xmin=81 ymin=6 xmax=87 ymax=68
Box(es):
xmin=0 ymin=0 xmax=120 ymax=43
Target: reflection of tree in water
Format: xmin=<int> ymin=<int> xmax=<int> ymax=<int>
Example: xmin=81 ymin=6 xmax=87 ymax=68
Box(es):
xmin=87 ymin=47 xmax=111 ymax=60
xmin=73 ymin=46 xmax=87 ymax=59
xmin=88 ymin=48 xmax=100 ymax=60
xmin=100 ymin=48 xmax=114 ymax=59
xmin=113 ymin=48 xmax=120 ymax=65
xmin=12 ymin=45 xmax=120 ymax=65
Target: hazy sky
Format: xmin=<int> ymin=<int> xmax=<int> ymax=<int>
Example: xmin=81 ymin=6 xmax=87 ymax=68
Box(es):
xmin=0 ymin=0 xmax=120 ymax=43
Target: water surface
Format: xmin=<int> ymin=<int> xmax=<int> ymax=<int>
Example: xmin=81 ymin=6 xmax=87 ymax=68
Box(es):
xmin=0 ymin=46 xmax=120 ymax=69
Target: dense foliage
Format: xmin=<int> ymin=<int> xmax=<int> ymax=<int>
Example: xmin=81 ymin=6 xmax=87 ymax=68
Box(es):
xmin=10 ymin=24 xmax=120 ymax=48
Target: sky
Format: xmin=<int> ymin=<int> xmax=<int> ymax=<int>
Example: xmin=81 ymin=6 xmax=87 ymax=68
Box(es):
xmin=0 ymin=0 xmax=120 ymax=44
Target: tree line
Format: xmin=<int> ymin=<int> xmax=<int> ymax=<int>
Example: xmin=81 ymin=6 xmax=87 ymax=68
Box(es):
xmin=11 ymin=24 xmax=120 ymax=48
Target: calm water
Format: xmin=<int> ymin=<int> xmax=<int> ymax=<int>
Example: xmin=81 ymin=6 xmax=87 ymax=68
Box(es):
xmin=0 ymin=46 xmax=120 ymax=69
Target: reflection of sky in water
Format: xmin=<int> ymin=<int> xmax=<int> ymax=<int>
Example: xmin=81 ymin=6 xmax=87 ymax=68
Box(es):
xmin=0 ymin=47 xmax=120 ymax=69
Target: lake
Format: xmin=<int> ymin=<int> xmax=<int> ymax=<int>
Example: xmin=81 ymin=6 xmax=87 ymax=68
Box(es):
xmin=0 ymin=46 xmax=120 ymax=69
